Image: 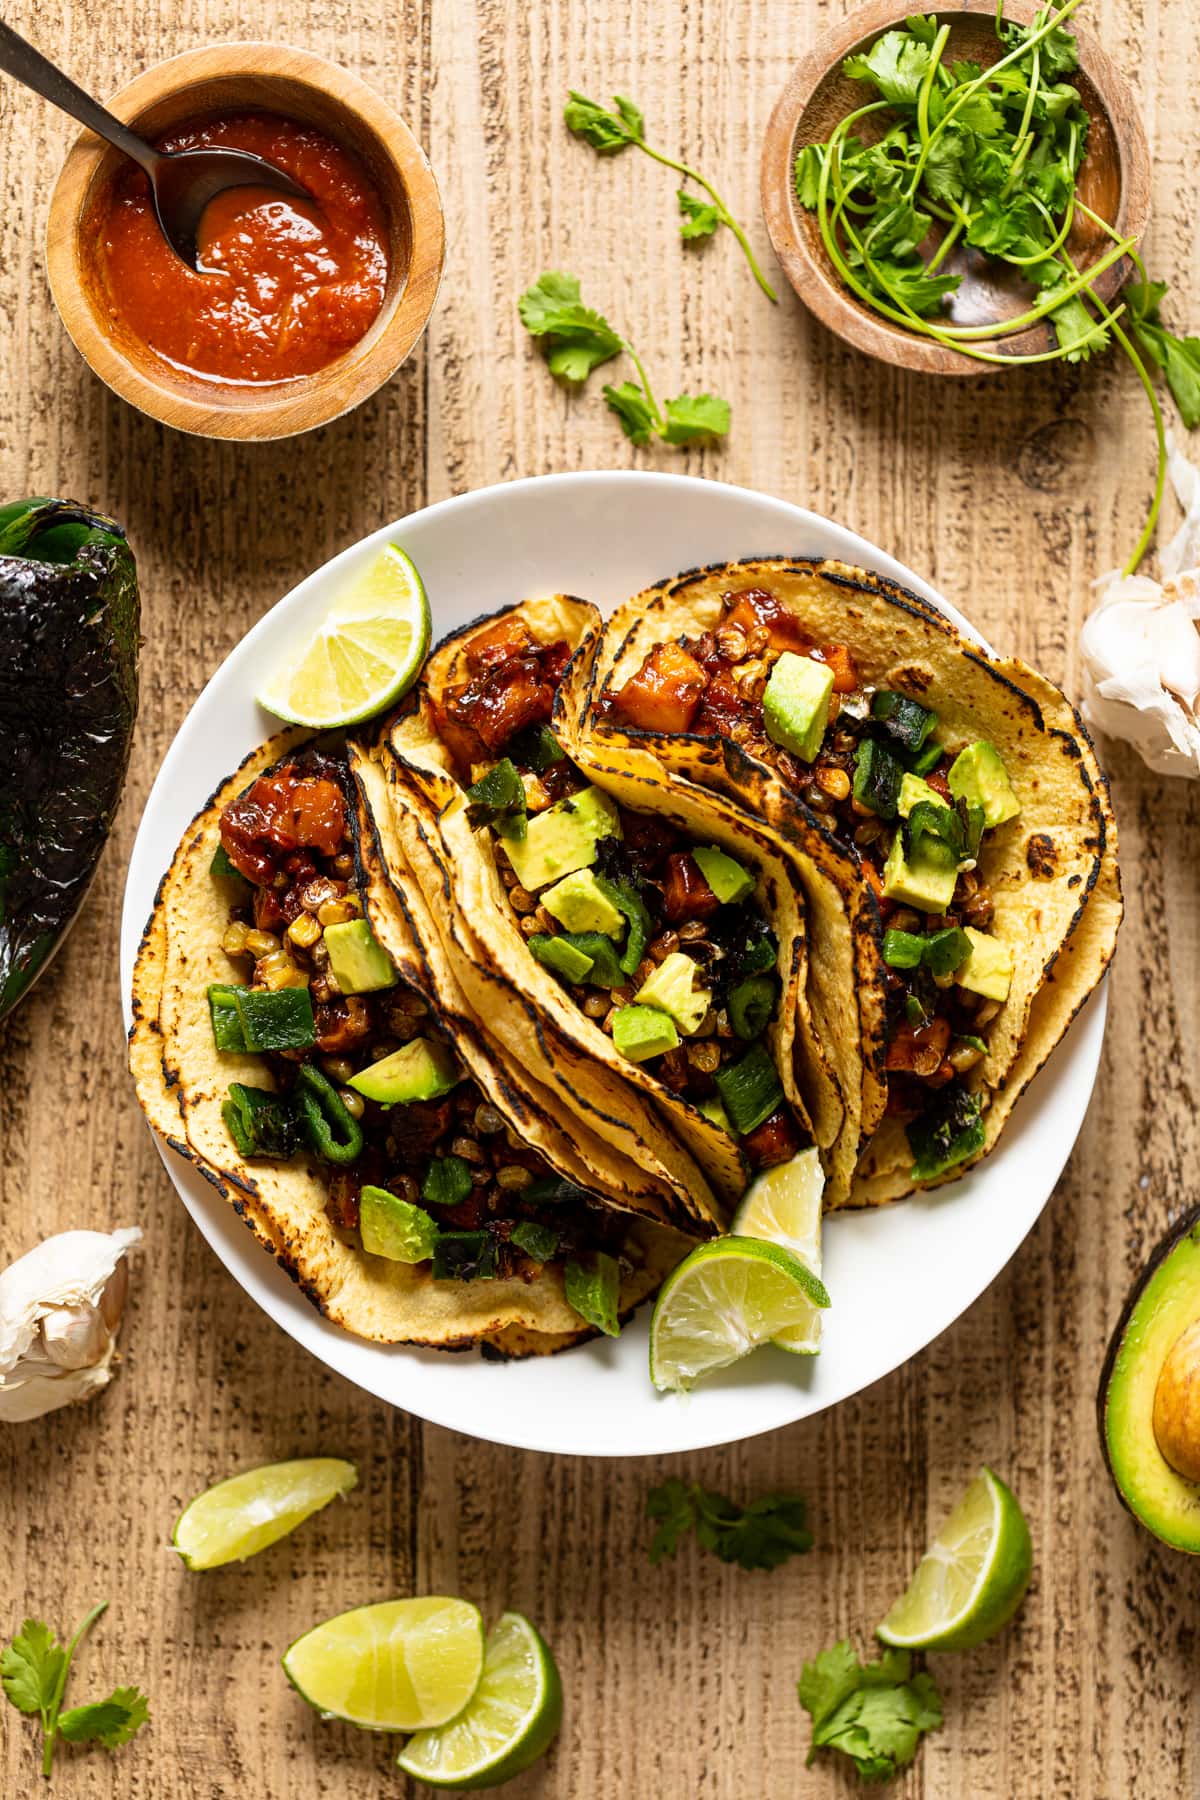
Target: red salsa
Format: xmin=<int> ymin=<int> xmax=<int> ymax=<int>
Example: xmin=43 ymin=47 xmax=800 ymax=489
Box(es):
xmin=91 ymin=112 xmax=390 ymax=384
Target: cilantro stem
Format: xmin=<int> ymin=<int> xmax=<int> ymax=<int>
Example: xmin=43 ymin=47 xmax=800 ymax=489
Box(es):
xmin=916 ymin=24 xmax=952 ymax=148
xmin=624 ymin=343 xmax=664 ymax=428
xmin=42 ymin=1602 xmax=108 ymax=1776
xmin=1114 ymin=319 xmax=1167 ymax=574
xmin=632 ymin=137 xmax=778 ymax=302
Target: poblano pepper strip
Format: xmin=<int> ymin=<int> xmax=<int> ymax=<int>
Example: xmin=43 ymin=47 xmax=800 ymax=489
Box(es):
xmin=295 ymin=1063 xmax=364 ymax=1165
xmin=0 ymin=499 xmax=139 ymax=1021
xmin=222 ymin=1083 xmax=302 ymax=1159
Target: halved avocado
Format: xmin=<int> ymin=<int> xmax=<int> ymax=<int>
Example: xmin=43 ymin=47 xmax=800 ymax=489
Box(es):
xmin=1099 ymin=1208 xmax=1200 ymax=1553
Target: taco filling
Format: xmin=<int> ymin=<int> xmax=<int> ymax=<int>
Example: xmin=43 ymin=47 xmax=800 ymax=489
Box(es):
xmin=434 ymin=618 xmax=807 ymax=1174
xmin=208 ymin=746 xmax=639 ymax=1334
xmin=604 ymin=584 xmax=1025 ymax=1179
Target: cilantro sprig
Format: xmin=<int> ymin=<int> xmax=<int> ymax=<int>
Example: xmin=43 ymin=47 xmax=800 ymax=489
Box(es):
xmin=518 ymin=273 xmax=731 ymax=448
xmin=793 ymin=1 xmax=1198 ymax=575
xmin=564 ymin=91 xmax=777 ymax=301
xmin=799 ymin=1640 xmax=943 ymax=1782
xmin=1 ymin=1603 xmax=149 ymax=1778
xmin=646 ymin=1478 xmax=814 ymax=1570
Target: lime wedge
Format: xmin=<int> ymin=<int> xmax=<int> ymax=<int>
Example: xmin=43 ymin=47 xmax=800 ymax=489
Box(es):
xmin=283 ymin=1597 xmax=485 ymax=1732
xmin=731 ymin=1148 xmax=826 ymax=1354
xmin=649 ymin=1236 xmax=830 ymax=1393
xmin=172 ymin=1457 xmax=358 ymax=1570
xmin=396 ymin=1612 xmax=562 ymax=1789
xmin=876 ymin=1466 xmax=1033 ymax=1652
xmin=258 ymin=544 xmax=431 ymax=727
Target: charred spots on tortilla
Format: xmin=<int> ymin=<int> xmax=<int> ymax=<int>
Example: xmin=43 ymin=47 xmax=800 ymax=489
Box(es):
xmin=1026 ymin=833 xmax=1058 ymax=878
xmin=887 ymin=664 xmax=934 ymax=696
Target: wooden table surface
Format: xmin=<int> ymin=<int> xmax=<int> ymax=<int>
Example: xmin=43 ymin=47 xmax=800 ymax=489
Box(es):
xmin=2 ymin=2 xmax=1198 ymax=1795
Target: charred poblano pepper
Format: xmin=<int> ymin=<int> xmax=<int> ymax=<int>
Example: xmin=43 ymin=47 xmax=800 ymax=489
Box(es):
xmin=0 ymin=499 xmax=139 ymax=1021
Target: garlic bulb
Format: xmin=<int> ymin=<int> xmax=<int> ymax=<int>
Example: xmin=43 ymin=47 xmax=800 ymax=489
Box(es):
xmin=0 ymin=1228 xmax=141 ymax=1423
xmin=1081 ymin=437 xmax=1200 ymax=778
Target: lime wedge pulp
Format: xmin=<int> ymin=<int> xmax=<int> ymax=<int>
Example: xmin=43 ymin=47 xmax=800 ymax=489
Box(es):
xmin=283 ymin=1597 xmax=485 ymax=1732
xmin=649 ymin=1235 xmax=830 ymax=1393
xmin=397 ymin=1611 xmax=563 ymax=1789
xmin=257 ymin=544 xmax=431 ymax=728
xmin=731 ymin=1147 xmax=826 ymax=1354
xmin=172 ymin=1457 xmax=358 ymax=1570
xmin=876 ymin=1466 xmax=1033 ymax=1652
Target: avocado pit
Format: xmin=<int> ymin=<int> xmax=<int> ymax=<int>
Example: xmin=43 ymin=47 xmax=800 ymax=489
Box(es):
xmin=1152 ymin=1318 xmax=1200 ymax=1483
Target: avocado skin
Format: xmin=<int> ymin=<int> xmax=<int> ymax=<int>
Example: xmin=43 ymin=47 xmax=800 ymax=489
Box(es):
xmin=1097 ymin=1204 xmax=1200 ymax=1554
xmin=0 ymin=500 xmax=139 ymax=1021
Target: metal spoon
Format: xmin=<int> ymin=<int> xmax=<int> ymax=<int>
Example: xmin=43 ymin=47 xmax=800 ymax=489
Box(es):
xmin=0 ymin=21 xmax=310 ymax=269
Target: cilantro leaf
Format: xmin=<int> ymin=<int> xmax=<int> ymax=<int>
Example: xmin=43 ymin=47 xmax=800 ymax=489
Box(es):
xmin=1 ymin=1620 xmax=63 ymax=1718
xmin=794 ymin=144 xmax=824 ymax=209
xmin=1002 ymin=18 xmax=1079 ymax=80
xmin=799 ymin=1641 xmax=944 ymax=1782
xmin=868 ymin=256 xmax=960 ymax=317
xmin=518 ymin=273 xmax=624 ymax=384
xmin=922 ymin=127 xmax=967 ymax=203
xmin=563 ymin=90 xmax=641 ymax=153
xmin=904 ymin=13 xmax=938 ymax=47
xmin=1039 ymin=282 xmax=1108 ymax=363
xmin=1136 ymin=322 xmax=1200 ymax=430
xmin=844 ymin=29 xmax=932 ymax=106
xmin=662 ymin=394 xmax=731 ymax=445
xmin=58 ymin=1687 xmax=150 ymax=1749
xmin=678 ymin=188 xmax=721 ymax=240
xmin=646 ymin=1480 xmax=812 ymax=1569
xmin=603 ymin=380 xmax=658 ymax=445
xmin=1128 ymin=279 xmax=1169 ymax=323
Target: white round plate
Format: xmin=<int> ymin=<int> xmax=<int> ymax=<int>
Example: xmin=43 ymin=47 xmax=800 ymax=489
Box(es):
xmin=121 ymin=472 xmax=1105 ymax=1457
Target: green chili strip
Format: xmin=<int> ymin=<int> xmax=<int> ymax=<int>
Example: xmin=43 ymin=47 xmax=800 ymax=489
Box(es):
xmin=295 ymin=1063 xmax=364 ymax=1165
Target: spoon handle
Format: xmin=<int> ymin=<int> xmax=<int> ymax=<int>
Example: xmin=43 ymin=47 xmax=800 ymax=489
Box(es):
xmin=0 ymin=21 xmax=158 ymax=173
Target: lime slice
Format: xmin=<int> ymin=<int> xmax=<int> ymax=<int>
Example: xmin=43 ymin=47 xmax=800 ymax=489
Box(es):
xmin=876 ymin=1466 xmax=1033 ymax=1652
xmin=649 ymin=1236 xmax=830 ymax=1393
xmin=258 ymin=544 xmax=431 ymax=727
xmin=397 ymin=1611 xmax=562 ymax=1789
xmin=731 ymin=1148 xmax=826 ymax=1354
xmin=172 ymin=1457 xmax=358 ymax=1570
xmin=283 ymin=1597 xmax=485 ymax=1732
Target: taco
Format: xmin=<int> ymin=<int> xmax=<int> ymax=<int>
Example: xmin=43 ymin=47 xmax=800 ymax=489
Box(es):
xmin=385 ymin=596 xmax=837 ymax=1211
xmin=585 ymin=557 xmax=1123 ymax=1203
xmin=128 ymin=731 xmax=692 ymax=1351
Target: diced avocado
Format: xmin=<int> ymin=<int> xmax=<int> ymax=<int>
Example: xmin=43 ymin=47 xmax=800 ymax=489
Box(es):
xmin=349 ymin=1035 xmax=460 ymax=1104
xmin=692 ymin=844 xmax=755 ymax=905
xmin=634 ymin=951 xmax=711 ymax=1034
xmin=697 ymin=1095 xmax=734 ymax=1134
xmin=1100 ymin=1208 xmax=1200 ymax=1552
xmin=528 ymin=933 xmax=595 ymax=983
xmin=540 ymin=868 xmax=626 ymax=938
xmin=881 ymin=831 xmax=958 ymax=913
xmin=502 ymin=785 xmax=621 ymax=891
xmin=948 ymin=741 xmax=1020 ymax=828
xmin=323 ymin=918 xmax=397 ymax=995
xmin=897 ymin=772 xmax=948 ymax=818
xmin=359 ymin=1185 xmax=439 ymax=1263
xmin=611 ymin=1004 xmax=680 ymax=1062
xmin=560 ymin=931 xmax=625 ymax=987
xmin=955 ymin=926 xmax=1013 ymax=1003
xmin=762 ymin=652 xmax=834 ymax=762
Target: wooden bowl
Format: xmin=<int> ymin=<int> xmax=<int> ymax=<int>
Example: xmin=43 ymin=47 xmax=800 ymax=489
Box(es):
xmin=761 ymin=0 xmax=1151 ymax=373
xmin=46 ymin=43 xmax=445 ymax=439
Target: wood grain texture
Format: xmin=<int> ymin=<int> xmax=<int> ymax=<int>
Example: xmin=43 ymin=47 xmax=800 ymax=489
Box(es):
xmin=1 ymin=1 xmax=1198 ymax=1795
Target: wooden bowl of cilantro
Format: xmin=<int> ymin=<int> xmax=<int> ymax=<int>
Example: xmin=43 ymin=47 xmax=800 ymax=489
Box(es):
xmin=760 ymin=0 xmax=1150 ymax=375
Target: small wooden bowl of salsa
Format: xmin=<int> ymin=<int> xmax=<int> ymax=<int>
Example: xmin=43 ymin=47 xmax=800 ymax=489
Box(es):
xmin=46 ymin=43 xmax=445 ymax=439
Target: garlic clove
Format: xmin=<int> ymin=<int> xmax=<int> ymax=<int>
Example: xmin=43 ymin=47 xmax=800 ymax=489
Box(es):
xmin=41 ymin=1304 xmax=111 ymax=1371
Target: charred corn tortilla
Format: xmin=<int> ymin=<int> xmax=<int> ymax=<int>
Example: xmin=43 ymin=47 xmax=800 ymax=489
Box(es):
xmin=128 ymin=731 xmax=692 ymax=1350
xmin=586 ymin=557 xmax=1122 ymax=1204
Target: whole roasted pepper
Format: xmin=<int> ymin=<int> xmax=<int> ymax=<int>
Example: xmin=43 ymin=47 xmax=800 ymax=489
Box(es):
xmin=0 ymin=499 xmax=139 ymax=1021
